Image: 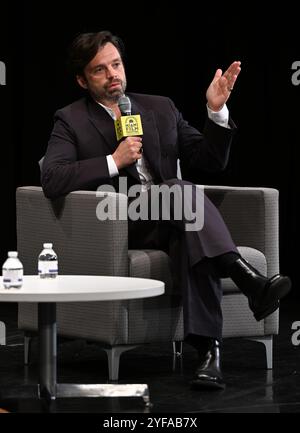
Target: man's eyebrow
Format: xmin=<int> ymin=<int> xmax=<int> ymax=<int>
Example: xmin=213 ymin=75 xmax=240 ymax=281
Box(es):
xmin=92 ymin=58 xmax=122 ymax=70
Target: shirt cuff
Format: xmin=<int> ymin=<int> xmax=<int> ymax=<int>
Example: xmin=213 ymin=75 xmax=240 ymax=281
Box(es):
xmin=207 ymin=104 xmax=230 ymax=129
xmin=106 ymin=155 xmax=119 ymax=177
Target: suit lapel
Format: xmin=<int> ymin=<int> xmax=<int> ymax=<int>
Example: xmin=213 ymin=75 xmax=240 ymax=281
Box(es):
xmin=87 ymin=97 xmax=118 ymax=154
xmin=131 ymin=98 xmax=161 ymax=181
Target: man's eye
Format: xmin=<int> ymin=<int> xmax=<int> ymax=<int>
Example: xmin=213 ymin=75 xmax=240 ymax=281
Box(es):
xmin=95 ymin=67 xmax=104 ymax=73
xmin=113 ymin=63 xmax=120 ymax=68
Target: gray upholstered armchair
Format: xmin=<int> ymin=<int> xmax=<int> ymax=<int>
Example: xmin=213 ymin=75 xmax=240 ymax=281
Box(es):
xmin=16 ymin=185 xmax=279 ymax=380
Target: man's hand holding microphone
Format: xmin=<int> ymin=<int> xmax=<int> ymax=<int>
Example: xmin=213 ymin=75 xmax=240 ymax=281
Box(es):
xmin=112 ymin=136 xmax=143 ymax=169
xmin=112 ymin=95 xmax=143 ymax=169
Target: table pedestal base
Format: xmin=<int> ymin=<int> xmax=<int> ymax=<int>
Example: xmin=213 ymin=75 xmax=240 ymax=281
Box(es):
xmin=55 ymin=383 xmax=150 ymax=404
xmin=37 ymin=304 xmax=151 ymax=405
xmin=0 ymin=383 xmax=151 ymax=406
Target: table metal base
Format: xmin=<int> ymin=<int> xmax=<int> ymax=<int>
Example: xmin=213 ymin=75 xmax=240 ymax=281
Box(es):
xmin=35 ymin=303 xmax=151 ymax=405
xmin=0 ymin=302 xmax=151 ymax=406
xmin=54 ymin=383 xmax=150 ymax=404
xmin=0 ymin=382 xmax=151 ymax=408
xmin=0 ymin=383 xmax=150 ymax=404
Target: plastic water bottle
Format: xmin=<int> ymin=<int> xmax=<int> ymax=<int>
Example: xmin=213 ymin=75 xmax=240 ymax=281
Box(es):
xmin=38 ymin=243 xmax=58 ymax=279
xmin=2 ymin=251 xmax=23 ymax=289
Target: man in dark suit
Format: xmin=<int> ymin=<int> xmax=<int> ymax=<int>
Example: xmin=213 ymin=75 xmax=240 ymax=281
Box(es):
xmin=42 ymin=31 xmax=291 ymax=390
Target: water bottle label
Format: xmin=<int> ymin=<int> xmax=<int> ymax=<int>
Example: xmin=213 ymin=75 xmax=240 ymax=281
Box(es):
xmin=38 ymin=260 xmax=58 ymax=275
xmin=2 ymin=269 xmax=23 ymax=288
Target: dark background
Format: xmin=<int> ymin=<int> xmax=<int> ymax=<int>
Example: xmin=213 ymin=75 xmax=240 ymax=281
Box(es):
xmin=0 ymin=2 xmax=299 ymax=296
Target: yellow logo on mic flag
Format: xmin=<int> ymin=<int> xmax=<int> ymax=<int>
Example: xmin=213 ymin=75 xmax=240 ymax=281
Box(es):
xmin=114 ymin=115 xmax=143 ymax=141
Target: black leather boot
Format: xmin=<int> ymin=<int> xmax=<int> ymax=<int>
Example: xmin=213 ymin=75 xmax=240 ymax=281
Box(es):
xmin=190 ymin=339 xmax=225 ymax=390
xmin=228 ymin=257 xmax=291 ymax=321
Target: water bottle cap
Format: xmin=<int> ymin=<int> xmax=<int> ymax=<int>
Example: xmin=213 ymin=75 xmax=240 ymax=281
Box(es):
xmin=8 ymin=251 xmax=18 ymax=258
xmin=43 ymin=243 xmax=53 ymax=249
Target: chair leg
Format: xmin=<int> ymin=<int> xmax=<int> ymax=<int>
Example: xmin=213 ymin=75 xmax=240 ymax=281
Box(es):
xmin=172 ymin=341 xmax=183 ymax=374
xmin=24 ymin=333 xmax=32 ymax=365
xmin=248 ymin=336 xmax=273 ymax=369
xmin=102 ymin=345 xmax=137 ymax=381
xmin=172 ymin=341 xmax=183 ymax=357
xmin=0 ymin=321 xmax=6 ymax=346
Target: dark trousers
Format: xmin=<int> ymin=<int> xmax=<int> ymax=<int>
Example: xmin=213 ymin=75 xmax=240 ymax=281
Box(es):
xmin=128 ymin=179 xmax=238 ymax=341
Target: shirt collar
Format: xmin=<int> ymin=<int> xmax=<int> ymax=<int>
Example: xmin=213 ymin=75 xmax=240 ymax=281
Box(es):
xmin=97 ymin=102 xmax=116 ymax=120
xmin=97 ymin=95 xmax=131 ymax=121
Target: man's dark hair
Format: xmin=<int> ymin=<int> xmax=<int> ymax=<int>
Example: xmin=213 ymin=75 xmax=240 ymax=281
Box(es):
xmin=68 ymin=30 xmax=124 ymax=77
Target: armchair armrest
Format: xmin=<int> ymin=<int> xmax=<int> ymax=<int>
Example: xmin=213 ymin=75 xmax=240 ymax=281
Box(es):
xmin=204 ymin=186 xmax=279 ymax=277
xmin=16 ymin=187 xmax=129 ymax=276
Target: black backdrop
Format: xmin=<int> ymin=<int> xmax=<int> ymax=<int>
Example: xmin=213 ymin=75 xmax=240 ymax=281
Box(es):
xmin=0 ymin=2 xmax=299 ymax=296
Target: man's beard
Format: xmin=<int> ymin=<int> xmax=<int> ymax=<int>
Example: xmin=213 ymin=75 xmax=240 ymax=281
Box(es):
xmin=103 ymin=78 xmax=127 ymax=103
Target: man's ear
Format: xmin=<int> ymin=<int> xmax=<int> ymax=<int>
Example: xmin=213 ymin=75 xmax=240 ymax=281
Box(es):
xmin=76 ymin=74 xmax=88 ymax=89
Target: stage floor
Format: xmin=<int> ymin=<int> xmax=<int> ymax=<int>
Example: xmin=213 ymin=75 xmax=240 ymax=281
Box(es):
xmin=0 ymin=296 xmax=300 ymax=414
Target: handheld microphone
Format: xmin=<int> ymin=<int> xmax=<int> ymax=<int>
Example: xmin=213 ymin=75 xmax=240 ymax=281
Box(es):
xmin=114 ymin=95 xmax=143 ymax=141
xmin=118 ymin=95 xmax=132 ymax=115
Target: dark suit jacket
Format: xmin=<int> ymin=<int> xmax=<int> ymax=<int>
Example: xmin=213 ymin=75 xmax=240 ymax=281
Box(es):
xmin=42 ymin=93 xmax=235 ymax=199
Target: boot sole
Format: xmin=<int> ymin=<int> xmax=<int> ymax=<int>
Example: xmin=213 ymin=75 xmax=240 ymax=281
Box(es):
xmin=253 ymin=276 xmax=291 ymax=321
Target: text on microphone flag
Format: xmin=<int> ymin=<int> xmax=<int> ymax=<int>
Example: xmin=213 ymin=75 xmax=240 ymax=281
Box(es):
xmin=114 ymin=114 xmax=143 ymax=141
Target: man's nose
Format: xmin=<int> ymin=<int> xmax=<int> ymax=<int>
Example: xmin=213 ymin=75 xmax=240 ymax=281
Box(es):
xmin=106 ymin=67 xmax=116 ymax=79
